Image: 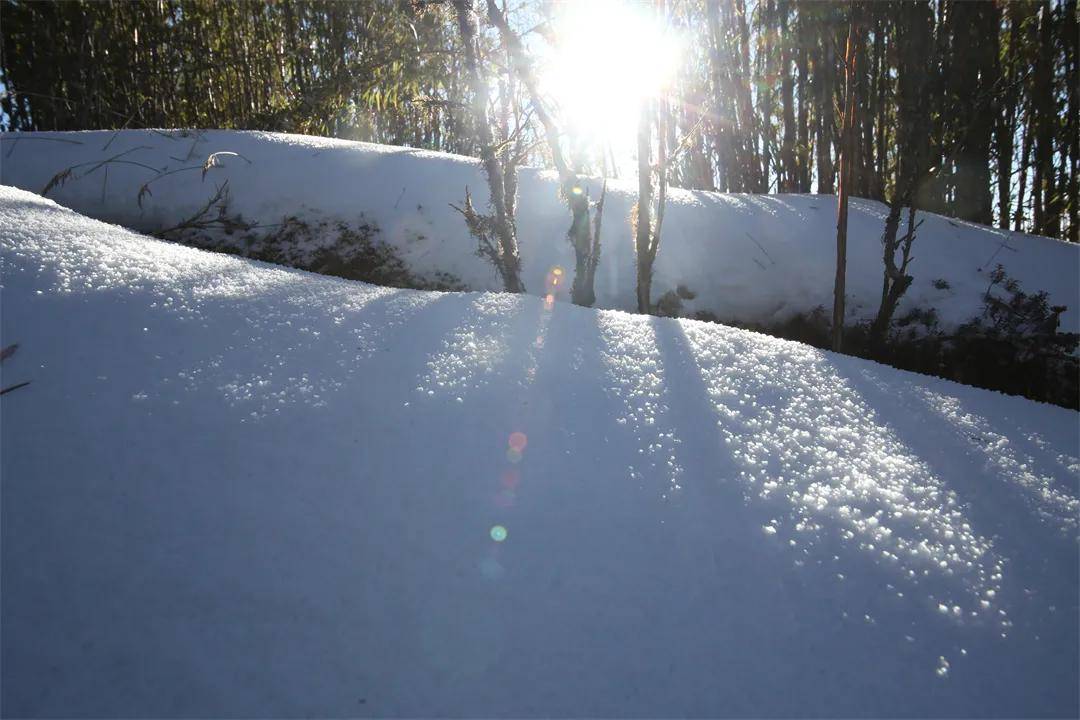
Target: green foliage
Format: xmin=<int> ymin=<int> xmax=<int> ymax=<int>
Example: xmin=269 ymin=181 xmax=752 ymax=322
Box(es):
xmin=0 ymin=0 xmax=474 ymax=153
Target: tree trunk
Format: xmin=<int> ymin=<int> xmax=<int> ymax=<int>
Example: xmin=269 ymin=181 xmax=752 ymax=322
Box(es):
xmin=995 ymin=5 xmax=1021 ymax=230
xmin=637 ymin=100 xmax=655 ymax=314
xmin=453 ymin=0 xmax=523 ymax=293
xmin=705 ymin=0 xmax=734 ymax=191
xmin=779 ymin=1 xmax=797 ymax=192
xmin=833 ymin=2 xmax=861 ymax=353
xmin=951 ymin=0 xmax=998 ymax=225
xmin=816 ymin=9 xmax=836 ymax=194
xmin=1015 ymin=109 xmax=1033 ymax=232
xmin=796 ymin=11 xmax=811 ymax=192
xmin=871 ymin=0 xmax=928 ymax=347
xmin=1065 ymin=0 xmax=1079 ymax=241
xmin=486 ymin=0 xmax=604 ymax=302
xmin=734 ymin=0 xmax=761 ymax=191
xmin=1033 ymin=1 xmax=1056 ymax=236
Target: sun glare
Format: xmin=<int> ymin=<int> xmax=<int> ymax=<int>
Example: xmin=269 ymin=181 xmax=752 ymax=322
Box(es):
xmin=540 ymin=1 xmax=681 ymax=165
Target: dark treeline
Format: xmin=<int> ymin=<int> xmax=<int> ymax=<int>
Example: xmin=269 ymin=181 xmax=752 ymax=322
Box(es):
xmin=0 ymin=1 xmax=480 ymax=151
xmin=1 ymin=0 xmax=1077 ymax=241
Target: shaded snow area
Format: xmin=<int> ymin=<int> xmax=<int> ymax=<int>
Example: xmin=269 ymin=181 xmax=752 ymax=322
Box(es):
xmin=1 ymin=185 xmax=1078 ymax=717
xmin=2 ymin=129 xmax=1078 ymax=333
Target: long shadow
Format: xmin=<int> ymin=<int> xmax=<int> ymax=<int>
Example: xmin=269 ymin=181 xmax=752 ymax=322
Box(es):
xmin=502 ymin=302 xmax=662 ymax=545
xmin=826 ymin=356 xmax=1080 ymax=659
xmin=647 ymin=316 xmax=977 ymax=715
xmin=647 ymin=315 xmax=830 ymax=715
xmin=813 ymin=350 xmax=1079 ymax=716
xmin=387 ymin=301 xmax=697 ymax=717
xmin=647 ymin=316 xmax=761 ymax=526
xmin=439 ymin=303 xmax=827 ymax=716
xmin=829 ymin=358 xmax=1078 ymax=545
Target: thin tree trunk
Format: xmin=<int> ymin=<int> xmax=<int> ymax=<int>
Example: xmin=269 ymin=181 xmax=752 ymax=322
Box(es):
xmin=951 ymin=0 xmax=998 ymax=225
xmin=779 ymin=2 xmax=797 ymax=192
xmin=637 ymin=99 xmax=655 ymax=314
xmin=874 ymin=22 xmax=888 ymax=201
xmin=817 ymin=11 xmax=836 ymax=194
xmin=796 ymin=14 xmax=810 ymax=192
xmin=1065 ymin=0 xmax=1079 ymax=241
xmin=734 ymin=0 xmax=761 ymax=191
xmin=1033 ymin=1 xmax=1055 ymax=236
xmin=833 ymin=2 xmax=860 ymax=353
xmin=1015 ymin=111 xmax=1033 ymax=232
xmin=706 ymin=0 xmax=734 ymax=191
xmin=996 ymin=5 xmax=1020 ymax=230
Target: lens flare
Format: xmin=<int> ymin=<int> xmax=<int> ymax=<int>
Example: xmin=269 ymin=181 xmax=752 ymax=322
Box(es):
xmin=508 ymin=431 xmax=528 ymax=452
xmin=544 ymin=268 xmax=563 ymax=298
xmin=495 ymin=488 xmax=516 ymax=508
xmin=490 ymin=525 xmax=508 ymax=542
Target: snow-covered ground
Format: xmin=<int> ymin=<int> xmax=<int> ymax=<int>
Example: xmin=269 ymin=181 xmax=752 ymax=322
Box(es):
xmin=2 ymin=129 xmax=1077 ymax=333
xmin=1 ymin=185 xmax=1077 ymax=716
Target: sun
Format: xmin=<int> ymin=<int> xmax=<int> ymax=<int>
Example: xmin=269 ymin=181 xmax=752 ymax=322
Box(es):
xmin=538 ymin=0 xmax=681 ymax=172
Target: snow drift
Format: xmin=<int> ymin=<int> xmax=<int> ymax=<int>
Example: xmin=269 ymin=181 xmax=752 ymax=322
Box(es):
xmin=2 ymin=129 xmax=1077 ymax=334
xmin=1 ymin=186 xmax=1077 ymax=716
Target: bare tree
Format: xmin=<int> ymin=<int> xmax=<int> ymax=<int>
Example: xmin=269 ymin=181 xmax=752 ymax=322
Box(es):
xmin=869 ymin=0 xmax=930 ymax=347
xmin=486 ymin=0 xmax=604 ymax=307
xmin=452 ymin=0 xmax=523 ymax=293
xmin=635 ymin=95 xmax=669 ymax=314
xmin=869 ymin=203 xmax=922 ymax=346
xmin=832 ymin=1 xmax=861 ymax=352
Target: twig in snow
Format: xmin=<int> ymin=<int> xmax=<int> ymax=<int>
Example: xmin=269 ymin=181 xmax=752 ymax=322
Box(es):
xmin=166 ymin=130 xmax=207 ymax=161
xmin=978 ymin=233 xmax=1018 ymax=272
xmin=137 ymin=165 xmax=202 ymax=207
xmin=745 ymin=232 xmax=777 ymax=266
xmin=101 ymin=110 xmax=139 ymax=151
xmin=42 ymin=148 xmax=158 ymax=195
xmin=0 ymin=381 xmax=31 ymax=396
xmin=82 ymin=146 xmax=155 ymax=176
xmin=4 ymin=134 xmax=85 ymax=159
xmin=153 ymin=181 xmax=252 ymax=237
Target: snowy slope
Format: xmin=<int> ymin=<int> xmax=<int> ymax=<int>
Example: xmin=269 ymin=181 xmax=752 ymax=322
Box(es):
xmin=2 ymin=129 xmax=1077 ymax=334
xmin=1 ymin=186 xmax=1077 ymax=717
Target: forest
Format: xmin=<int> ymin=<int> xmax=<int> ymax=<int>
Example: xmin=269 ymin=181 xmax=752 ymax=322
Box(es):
xmin=2 ymin=0 xmax=1077 ymax=243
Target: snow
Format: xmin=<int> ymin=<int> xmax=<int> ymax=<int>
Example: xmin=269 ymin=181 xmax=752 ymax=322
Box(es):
xmin=1 ymin=185 xmax=1077 ymax=716
xmin=3 ymin=129 xmax=1077 ymax=333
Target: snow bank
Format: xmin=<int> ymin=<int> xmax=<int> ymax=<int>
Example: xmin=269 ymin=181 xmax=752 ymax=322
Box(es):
xmin=2 ymin=186 xmax=1077 ymax=716
xmin=3 ymin=129 xmax=1077 ymax=333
